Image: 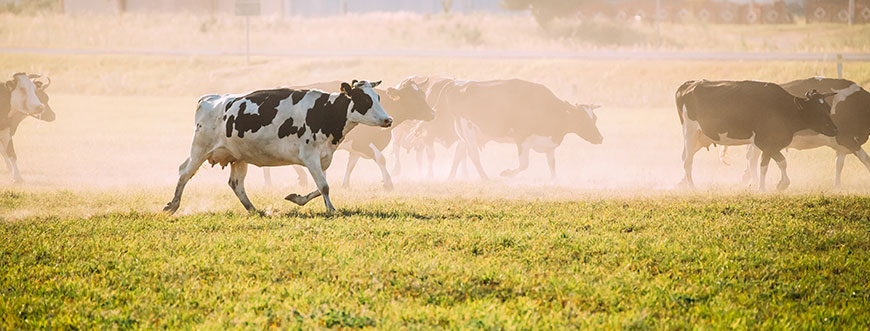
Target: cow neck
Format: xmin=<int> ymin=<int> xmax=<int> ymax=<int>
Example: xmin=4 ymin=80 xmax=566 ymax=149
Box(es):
xmin=340 ymin=97 xmax=360 ymax=144
xmin=376 ymin=94 xmax=409 ymax=127
xmin=0 ymin=87 xmax=25 ymax=132
xmin=792 ymin=97 xmax=821 ymax=133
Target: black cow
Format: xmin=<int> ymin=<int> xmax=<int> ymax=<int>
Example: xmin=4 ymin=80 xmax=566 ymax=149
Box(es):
xmin=676 ymin=80 xmax=838 ymax=191
xmin=1 ymin=72 xmax=55 ymax=183
xmin=739 ymin=78 xmax=870 ymax=187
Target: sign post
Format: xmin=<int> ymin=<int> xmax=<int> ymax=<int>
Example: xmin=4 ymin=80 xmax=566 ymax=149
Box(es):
xmin=236 ymin=0 xmax=261 ymax=65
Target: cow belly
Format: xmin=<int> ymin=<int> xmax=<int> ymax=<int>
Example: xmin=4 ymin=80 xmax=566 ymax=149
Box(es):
xmin=216 ymin=136 xmax=305 ymax=167
xmin=523 ymin=135 xmax=558 ymax=152
xmin=707 ymin=132 xmax=754 ymax=146
xmin=789 ymin=133 xmax=837 ymax=151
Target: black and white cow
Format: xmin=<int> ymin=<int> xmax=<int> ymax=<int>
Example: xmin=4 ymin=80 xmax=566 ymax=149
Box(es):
xmin=430 ymin=78 xmax=603 ymax=180
xmin=261 ymin=79 xmax=434 ymax=189
xmin=164 ymin=80 xmax=392 ymax=213
xmin=1 ymin=72 xmax=55 ymax=183
xmin=676 ymin=80 xmax=838 ymax=191
xmin=737 ymin=78 xmax=870 ymax=187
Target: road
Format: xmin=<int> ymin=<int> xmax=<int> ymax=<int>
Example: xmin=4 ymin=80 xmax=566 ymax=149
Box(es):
xmin=3 ymin=47 xmax=870 ymax=62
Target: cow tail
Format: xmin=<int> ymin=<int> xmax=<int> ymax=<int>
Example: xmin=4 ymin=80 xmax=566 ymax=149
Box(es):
xmin=718 ymin=146 xmax=731 ymax=166
xmin=675 ymin=81 xmax=694 ymax=125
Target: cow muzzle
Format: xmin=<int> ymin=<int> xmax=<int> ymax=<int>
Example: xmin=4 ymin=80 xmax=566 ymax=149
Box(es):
xmin=380 ymin=117 xmax=393 ymax=128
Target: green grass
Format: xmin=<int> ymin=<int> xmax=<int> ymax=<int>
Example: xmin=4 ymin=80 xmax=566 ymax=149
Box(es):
xmin=2 ymin=189 xmax=869 ymax=329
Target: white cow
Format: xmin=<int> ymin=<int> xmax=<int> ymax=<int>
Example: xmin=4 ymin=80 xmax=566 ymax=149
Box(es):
xmin=164 ymin=80 xmax=392 ymax=213
xmin=1 ymin=72 xmax=55 ymax=183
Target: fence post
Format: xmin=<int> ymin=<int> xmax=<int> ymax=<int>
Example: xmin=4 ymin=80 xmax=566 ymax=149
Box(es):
xmin=837 ymin=54 xmax=843 ymax=79
xmin=849 ymin=0 xmax=856 ymax=25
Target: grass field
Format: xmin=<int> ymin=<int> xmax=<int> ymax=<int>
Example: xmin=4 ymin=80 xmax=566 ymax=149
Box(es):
xmin=3 ymin=14 xmax=870 ymax=328
xmin=3 ymin=190 xmax=870 ymax=329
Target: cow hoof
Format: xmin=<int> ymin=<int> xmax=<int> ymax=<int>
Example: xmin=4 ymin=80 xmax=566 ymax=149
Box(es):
xmin=285 ymin=193 xmax=307 ymax=206
xmin=776 ymin=181 xmax=790 ymax=191
xmin=500 ymin=169 xmax=517 ymax=177
xmin=163 ymin=202 xmax=179 ymax=214
xmin=12 ymin=177 xmax=24 ymax=184
xmin=676 ymin=180 xmax=694 ymax=190
xmin=383 ymin=182 xmax=394 ymax=191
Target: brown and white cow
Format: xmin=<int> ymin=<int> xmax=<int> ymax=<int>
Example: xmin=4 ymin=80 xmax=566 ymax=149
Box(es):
xmin=425 ymin=78 xmax=603 ymax=180
xmin=676 ymin=80 xmax=838 ymax=191
xmin=261 ymin=79 xmax=434 ymax=189
xmin=1 ymin=72 xmax=55 ymax=183
xmin=737 ymin=78 xmax=870 ymax=187
xmin=390 ymin=76 xmax=462 ymax=178
xmin=164 ymin=80 xmax=392 ymax=213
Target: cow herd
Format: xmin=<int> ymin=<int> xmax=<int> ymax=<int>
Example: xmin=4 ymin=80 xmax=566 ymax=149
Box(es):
xmin=2 ymin=72 xmax=869 ymax=212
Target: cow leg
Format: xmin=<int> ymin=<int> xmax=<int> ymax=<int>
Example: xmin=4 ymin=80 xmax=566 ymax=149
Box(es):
xmin=228 ymin=161 xmax=257 ymax=212
xmin=392 ymin=139 xmax=403 ymax=177
xmin=370 ymin=144 xmax=394 ymax=190
xmin=286 ymin=154 xmax=335 ymax=211
xmin=501 ymin=143 xmax=530 ymax=178
xmin=0 ymin=139 xmax=22 ymax=183
xmin=743 ymin=145 xmax=761 ymax=184
xmin=343 ymin=153 xmax=360 ymax=188
xmin=426 ymin=143 xmax=435 ymax=178
xmin=771 ymin=152 xmax=790 ymax=191
xmin=679 ymin=127 xmax=701 ymax=189
xmin=758 ymin=152 xmax=772 ymax=192
xmin=293 ymin=166 xmax=309 ymax=187
xmin=546 ymin=148 xmax=557 ymax=179
xmin=448 ymin=143 xmax=466 ymax=180
xmin=852 ymin=148 xmax=870 ymax=181
xmin=164 ymin=148 xmax=208 ymax=214
xmin=835 ymin=152 xmax=847 ymax=188
xmin=463 ymin=137 xmax=488 ymax=180
xmin=262 ymin=167 xmax=273 ymax=187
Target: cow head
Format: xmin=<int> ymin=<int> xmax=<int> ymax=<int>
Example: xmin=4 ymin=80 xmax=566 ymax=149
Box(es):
xmin=341 ymin=80 xmax=393 ymax=128
xmin=6 ymin=72 xmax=52 ymax=121
xmin=572 ymin=103 xmax=603 ymax=144
xmin=385 ymin=81 xmax=436 ymax=124
xmin=794 ymin=89 xmax=837 ymax=137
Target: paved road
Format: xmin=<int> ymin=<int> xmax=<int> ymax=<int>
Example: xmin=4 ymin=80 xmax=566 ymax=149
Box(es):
xmin=3 ymin=47 xmax=870 ymax=62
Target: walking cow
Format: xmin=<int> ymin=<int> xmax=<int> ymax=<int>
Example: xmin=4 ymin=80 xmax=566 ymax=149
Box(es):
xmin=164 ymin=80 xmax=392 ymax=213
xmin=739 ymin=78 xmax=870 ymax=187
xmin=1 ymin=72 xmax=55 ymax=183
xmin=676 ymin=80 xmax=838 ymax=191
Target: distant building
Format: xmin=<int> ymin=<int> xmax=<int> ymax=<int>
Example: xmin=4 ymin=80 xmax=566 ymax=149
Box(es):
xmin=60 ymin=0 xmax=507 ymax=16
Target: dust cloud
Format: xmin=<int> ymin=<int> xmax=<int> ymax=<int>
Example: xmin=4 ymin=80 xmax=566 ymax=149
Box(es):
xmin=4 ymin=10 xmax=869 ymax=205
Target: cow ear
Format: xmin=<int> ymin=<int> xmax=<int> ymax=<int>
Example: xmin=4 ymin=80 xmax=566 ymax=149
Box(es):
xmin=340 ymin=82 xmax=352 ymax=94
xmin=793 ymin=97 xmax=805 ymax=111
xmin=5 ymin=80 xmax=14 ymax=91
xmin=351 ymin=80 xmax=359 ymax=86
xmin=371 ymin=80 xmax=382 ymax=88
xmin=387 ymin=87 xmax=400 ymax=101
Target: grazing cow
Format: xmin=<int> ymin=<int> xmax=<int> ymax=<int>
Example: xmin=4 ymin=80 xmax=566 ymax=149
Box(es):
xmin=1 ymin=72 xmax=55 ymax=183
xmin=433 ymin=78 xmax=603 ymax=180
xmin=737 ymin=78 xmax=870 ymax=187
xmin=164 ymin=80 xmax=392 ymax=213
xmin=262 ymin=79 xmax=434 ymax=189
xmin=676 ymin=80 xmax=838 ymax=191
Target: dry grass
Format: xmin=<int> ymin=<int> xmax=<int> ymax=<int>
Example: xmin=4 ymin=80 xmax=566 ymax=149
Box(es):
xmin=2 ymin=12 xmax=870 ymax=52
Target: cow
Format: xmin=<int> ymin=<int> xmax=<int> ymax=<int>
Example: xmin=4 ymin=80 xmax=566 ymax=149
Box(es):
xmin=261 ymin=79 xmax=435 ymax=189
xmin=676 ymin=80 xmax=838 ymax=191
xmin=164 ymin=80 xmax=392 ymax=213
xmin=1 ymin=72 xmax=55 ymax=183
xmin=736 ymin=78 xmax=870 ymax=187
xmin=425 ymin=78 xmax=603 ymax=180
xmin=390 ymin=76 xmax=462 ymax=178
